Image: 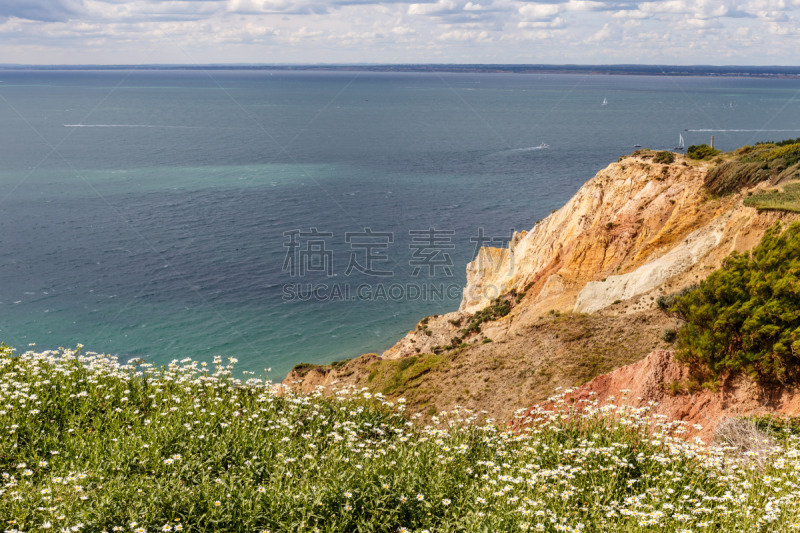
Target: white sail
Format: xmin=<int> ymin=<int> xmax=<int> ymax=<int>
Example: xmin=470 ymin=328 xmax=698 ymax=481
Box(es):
xmin=601 ymin=98 xmax=608 ymax=106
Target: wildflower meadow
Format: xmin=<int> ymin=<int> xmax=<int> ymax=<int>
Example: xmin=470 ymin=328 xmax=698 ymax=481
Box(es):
xmin=1 ymin=343 xmax=799 ymax=532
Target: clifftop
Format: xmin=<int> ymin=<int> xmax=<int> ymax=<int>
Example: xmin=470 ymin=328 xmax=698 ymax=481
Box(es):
xmin=283 ymin=148 xmax=800 ymax=425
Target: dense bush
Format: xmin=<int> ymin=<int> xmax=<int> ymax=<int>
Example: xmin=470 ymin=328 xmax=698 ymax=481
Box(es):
xmin=656 ymin=284 xmax=698 ymax=312
xmin=754 ymin=143 xmax=800 ymax=166
xmin=661 ymin=327 xmax=678 ymax=343
xmin=670 ymin=222 xmax=800 ymax=382
xmin=460 ymin=296 xmax=511 ymax=336
xmin=653 ymin=151 xmax=675 ymax=164
xmin=757 ymin=137 xmax=800 ymax=148
xmin=687 ymin=144 xmax=721 ymax=160
xmin=739 ymin=140 xmax=800 ymax=167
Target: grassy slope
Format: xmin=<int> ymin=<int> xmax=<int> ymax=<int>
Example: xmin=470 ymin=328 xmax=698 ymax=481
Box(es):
xmin=744 ymin=181 xmax=800 ymax=213
xmin=2 ymin=345 xmax=800 ymax=532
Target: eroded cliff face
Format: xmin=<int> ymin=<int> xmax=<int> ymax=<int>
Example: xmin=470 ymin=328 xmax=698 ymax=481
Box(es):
xmin=382 ymin=152 xmax=800 ymax=360
xmin=461 ymin=155 xmax=720 ymax=313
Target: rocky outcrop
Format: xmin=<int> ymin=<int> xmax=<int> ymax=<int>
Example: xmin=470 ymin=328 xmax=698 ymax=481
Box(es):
xmin=282 ymin=353 xmax=381 ymax=395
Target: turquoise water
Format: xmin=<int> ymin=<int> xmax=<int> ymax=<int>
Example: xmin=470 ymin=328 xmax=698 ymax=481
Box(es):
xmin=2 ymin=69 xmax=800 ymax=379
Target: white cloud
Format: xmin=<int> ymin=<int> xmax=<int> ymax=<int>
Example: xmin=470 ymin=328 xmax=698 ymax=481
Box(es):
xmin=438 ymin=28 xmax=490 ymax=39
xmin=408 ymin=0 xmax=457 ymax=15
xmin=518 ymin=15 xmax=565 ymax=27
xmin=564 ymin=0 xmax=605 ymax=12
xmin=766 ymin=19 xmax=796 ymax=33
xmin=586 ymin=21 xmax=611 ymax=41
xmin=518 ymin=3 xmax=561 ymax=20
xmin=1 ymin=0 xmax=800 ymax=64
xmin=391 ymin=24 xmax=416 ymax=33
xmin=612 ymin=9 xmax=650 ymax=19
xmin=685 ymin=17 xmax=722 ymax=28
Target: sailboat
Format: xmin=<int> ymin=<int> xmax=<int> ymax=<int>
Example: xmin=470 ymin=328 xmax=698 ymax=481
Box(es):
xmin=674 ymin=134 xmax=685 ymax=150
xmin=601 ymin=97 xmax=608 ymax=106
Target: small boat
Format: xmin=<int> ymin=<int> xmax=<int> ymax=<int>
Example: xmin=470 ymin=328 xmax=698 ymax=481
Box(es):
xmin=674 ymin=134 xmax=685 ymax=150
xmin=634 ymin=144 xmax=642 ymax=148
xmin=538 ymin=142 xmax=550 ymax=149
xmin=601 ymin=98 xmax=608 ymax=106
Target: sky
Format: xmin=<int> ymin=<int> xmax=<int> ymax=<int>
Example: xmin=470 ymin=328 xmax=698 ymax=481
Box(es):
xmin=1 ymin=0 xmax=800 ymax=65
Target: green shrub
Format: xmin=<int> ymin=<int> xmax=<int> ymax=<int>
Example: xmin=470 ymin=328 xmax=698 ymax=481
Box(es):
xmin=331 ymin=358 xmax=351 ymax=369
xmin=461 ymin=296 xmax=512 ymax=336
xmin=687 ymin=144 xmax=720 ymax=160
xmin=755 ymin=143 xmax=800 ymax=166
xmin=397 ymin=356 xmax=419 ymax=372
xmin=654 ymin=151 xmax=675 ymax=164
xmin=749 ymin=414 xmax=800 ymax=442
xmin=656 ymin=285 xmax=698 ymax=312
xmin=670 ymin=222 xmax=800 ymax=382
xmin=291 ymin=362 xmax=321 ymax=375
xmin=661 ymin=328 xmax=677 ymax=343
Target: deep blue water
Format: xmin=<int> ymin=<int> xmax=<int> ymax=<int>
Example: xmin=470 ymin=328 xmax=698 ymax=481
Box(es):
xmin=2 ymin=69 xmax=800 ymax=379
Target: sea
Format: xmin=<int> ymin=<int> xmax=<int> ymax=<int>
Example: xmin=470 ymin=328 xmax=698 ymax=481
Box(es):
xmin=1 ymin=69 xmax=800 ymax=380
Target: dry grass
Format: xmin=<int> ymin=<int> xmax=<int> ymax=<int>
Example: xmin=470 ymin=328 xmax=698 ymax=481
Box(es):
xmin=328 ymin=309 xmax=675 ymax=422
xmin=743 ymin=181 xmax=800 ymax=213
xmin=713 ymin=417 xmax=778 ymax=470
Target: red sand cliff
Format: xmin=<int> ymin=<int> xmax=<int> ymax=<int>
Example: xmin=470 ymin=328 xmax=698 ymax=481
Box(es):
xmin=523 ymin=350 xmax=800 ymax=442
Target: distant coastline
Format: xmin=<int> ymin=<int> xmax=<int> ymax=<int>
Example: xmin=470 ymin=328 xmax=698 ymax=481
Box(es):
xmin=2 ymin=63 xmax=800 ymax=78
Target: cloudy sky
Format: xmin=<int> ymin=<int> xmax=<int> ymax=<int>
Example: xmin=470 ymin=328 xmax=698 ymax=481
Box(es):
xmin=2 ymin=0 xmax=799 ymax=65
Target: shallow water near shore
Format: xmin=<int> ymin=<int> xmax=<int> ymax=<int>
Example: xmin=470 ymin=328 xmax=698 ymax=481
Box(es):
xmin=2 ymin=69 xmax=800 ymax=378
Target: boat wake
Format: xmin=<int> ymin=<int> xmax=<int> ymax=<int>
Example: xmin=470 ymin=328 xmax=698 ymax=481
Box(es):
xmin=487 ymin=144 xmax=550 ymax=157
xmin=63 ymin=124 xmax=202 ymax=129
xmin=686 ymin=129 xmax=800 ymax=133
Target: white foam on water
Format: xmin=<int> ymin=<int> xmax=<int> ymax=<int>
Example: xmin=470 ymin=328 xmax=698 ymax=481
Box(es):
xmin=63 ymin=124 xmax=202 ymax=129
xmin=686 ymin=129 xmax=800 ymax=132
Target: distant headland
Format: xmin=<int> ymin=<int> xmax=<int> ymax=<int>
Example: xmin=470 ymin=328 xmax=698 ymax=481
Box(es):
xmin=3 ymin=63 xmax=800 ymax=78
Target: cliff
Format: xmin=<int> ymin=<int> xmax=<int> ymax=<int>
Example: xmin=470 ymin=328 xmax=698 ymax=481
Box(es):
xmin=381 ymin=150 xmax=798 ymax=361
xmin=283 ymin=149 xmax=800 ymax=424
